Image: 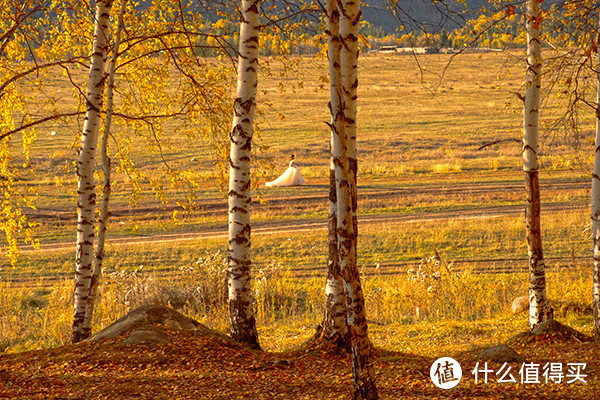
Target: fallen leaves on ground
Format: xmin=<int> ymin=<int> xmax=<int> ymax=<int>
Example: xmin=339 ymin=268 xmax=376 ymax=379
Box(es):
xmin=0 ymin=327 xmax=597 ymax=399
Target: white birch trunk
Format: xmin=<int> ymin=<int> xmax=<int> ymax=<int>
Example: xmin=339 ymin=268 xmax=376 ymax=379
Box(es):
xmin=82 ymin=0 xmax=126 ymax=340
xmin=592 ymin=10 xmax=600 ymax=337
xmin=227 ymin=0 xmax=260 ymax=349
xmin=71 ymin=0 xmax=113 ymax=344
xmin=523 ymin=0 xmax=550 ymax=329
xmin=336 ymin=1 xmax=378 ymax=398
xmin=321 ymin=0 xmax=349 ymax=349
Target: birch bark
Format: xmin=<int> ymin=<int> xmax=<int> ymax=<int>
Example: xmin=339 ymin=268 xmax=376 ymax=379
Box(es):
xmin=592 ymin=10 xmax=600 ymax=337
xmin=82 ymin=0 xmax=126 ymax=340
xmin=227 ymin=0 xmax=261 ymax=349
xmin=71 ymin=0 xmax=113 ymax=344
xmin=320 ymin=0 xmax=349 ymax=349
xmin=336 ymin=1 xmax=378 ymax=398
xmin=523 ymin=0 xmax=550 ymax=329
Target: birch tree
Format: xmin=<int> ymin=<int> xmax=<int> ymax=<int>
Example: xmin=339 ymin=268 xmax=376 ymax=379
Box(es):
xmin=592 ymin=9 xmax=600 ymax=338
xmin=227 ymin=0 xmax=261 ymax=349
xmin=332 ymin=0 xmax=378 ymax=398
xmin=310 ymin=0 xmax=350 ymax=351
xmin=66 ymin=0 xmax=236 ymax=342
xmin=72 ymin=0 xmax=114 ymax=344
xmin=593 ymin=70 xmax=600 ymax=337
xmin=81 ymin=0 xmax=127 ymax=340
xmin=523 ymin=0 xmax=551 ymax=329
xmin=513 ymin=0 xmax=600 ymax=335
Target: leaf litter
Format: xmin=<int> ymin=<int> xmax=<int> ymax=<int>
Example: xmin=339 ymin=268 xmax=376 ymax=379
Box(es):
xmin=0 ymin=325 xmax=598 ymax=399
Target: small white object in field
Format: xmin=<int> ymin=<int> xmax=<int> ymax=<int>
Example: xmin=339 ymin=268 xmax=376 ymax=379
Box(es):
xmin=50 ymin=131 xmax=56 ymax=136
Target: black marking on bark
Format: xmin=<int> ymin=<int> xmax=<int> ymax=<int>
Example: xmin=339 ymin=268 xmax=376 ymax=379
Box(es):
xmin=244 ymin=35 xmax=259 ymax=44
xmin=345 ymin=33 xmax=359 ymax=43
xmin=230 ymin=206 xmax=249 ymax=214
xmin=246 ymin=2 xmax=259 ymax=14
xmin=329 ymin=169 xmax=337 ymax=203
xmin=230 ymin=125 xmax=244 ymax=143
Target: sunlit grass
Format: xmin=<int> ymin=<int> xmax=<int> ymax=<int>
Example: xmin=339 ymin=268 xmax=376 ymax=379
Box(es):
xmin=1 ymin=208 xmax=590 ymax=278
xmin=2 ymin=258 xmax=593 ymax=355
xmin=1 ymin=51 xmax=596 ymax=356
xmin=3 ymin=51 xmax=591 ymax=258
xmin=15 ymin=51 xmax=595 ymax=215
xmin=1 ymin=207 xmax=595 ymax=354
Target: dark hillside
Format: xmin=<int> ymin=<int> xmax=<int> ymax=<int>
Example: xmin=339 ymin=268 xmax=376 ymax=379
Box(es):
xmin=362 ymin=0 xmax=491 ymax=33
xmin=132 ymin=1 xmax=560 ymax=35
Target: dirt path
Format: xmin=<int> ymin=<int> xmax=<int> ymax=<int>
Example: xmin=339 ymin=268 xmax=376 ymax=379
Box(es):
xmin=27 ymin=199 xmax=585 ymax=254
xmin=26 ymin=177 xmax=589 ymax=221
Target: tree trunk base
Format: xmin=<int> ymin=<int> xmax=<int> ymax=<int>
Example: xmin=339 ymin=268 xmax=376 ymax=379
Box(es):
xmin=300 ymin=324 xmax=351 ymax=354
xmin=507 ymin=319 xmax=594 ymax=345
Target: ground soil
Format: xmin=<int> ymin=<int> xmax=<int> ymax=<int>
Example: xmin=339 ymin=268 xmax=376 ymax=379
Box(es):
xmin=0 ymin=325 xmax=597 ymax=399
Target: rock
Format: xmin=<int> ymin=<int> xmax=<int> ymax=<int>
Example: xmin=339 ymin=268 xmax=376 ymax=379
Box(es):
xmin=477 ymin=345 xmax=525 ymax=363
xmin=511 ymin=296 xmax=529 ymax=314
xmin=89 ymin=304 xmax=231 ymax=345
xmin=511 ymin=296 xmax=592 ymax=317
xmin=121 ymin=325 xmax=169 ymax=345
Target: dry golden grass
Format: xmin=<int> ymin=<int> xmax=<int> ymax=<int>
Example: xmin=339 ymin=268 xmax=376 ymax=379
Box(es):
xmin=1 ymin=51 xmax=596 ymax=361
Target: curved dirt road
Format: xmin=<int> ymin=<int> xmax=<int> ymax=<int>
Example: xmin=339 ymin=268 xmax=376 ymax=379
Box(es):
xmin=28 ymin=200 xmax=586 ymax=254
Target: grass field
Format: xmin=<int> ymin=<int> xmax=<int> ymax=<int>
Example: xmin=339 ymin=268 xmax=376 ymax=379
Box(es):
xmin=1 ymin=50 xmax=598 ymax=398
xmin=6 ymin=51 xmax=594 ymax=249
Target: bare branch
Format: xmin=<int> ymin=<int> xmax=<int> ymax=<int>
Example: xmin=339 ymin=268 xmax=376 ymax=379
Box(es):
xmin=0 ymin=111 xmax=84 ymax=141
xmin=0 ymin=58 xmax=89 ymax=101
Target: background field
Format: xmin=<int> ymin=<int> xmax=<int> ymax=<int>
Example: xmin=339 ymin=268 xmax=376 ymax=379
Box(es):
xmin=1 ymin=51 xmax=597 ymax=361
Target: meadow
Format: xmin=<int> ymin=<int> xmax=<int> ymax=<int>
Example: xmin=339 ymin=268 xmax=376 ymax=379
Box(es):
xmin=1 ymin=49 xmax=597 ymax=364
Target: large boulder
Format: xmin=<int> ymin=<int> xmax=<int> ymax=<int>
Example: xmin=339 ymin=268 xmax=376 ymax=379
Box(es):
xmin=89 ymin=304 xmax=231 ymax=345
